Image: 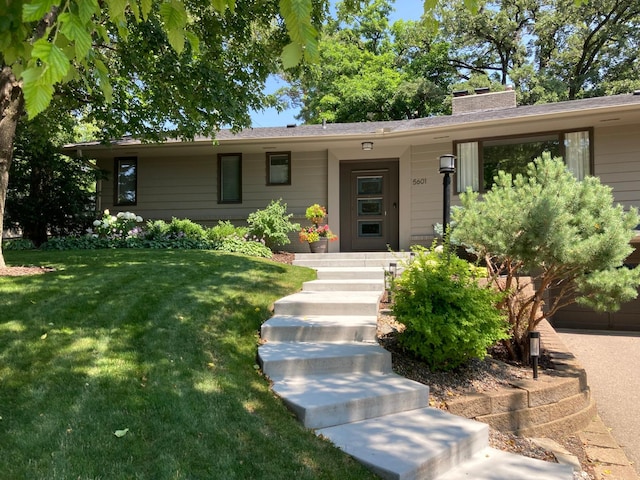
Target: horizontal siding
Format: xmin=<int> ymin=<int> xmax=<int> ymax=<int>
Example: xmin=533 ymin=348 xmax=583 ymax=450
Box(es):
xmin=594 ymin=123 xmax=640 ymax=208
xmin=409 ymin=143 xmax=459 ymax=243
xmin=97 ymin=151 xmax=327 ymax=223
xmin=552 ymin=301 xmax=640 ymax=331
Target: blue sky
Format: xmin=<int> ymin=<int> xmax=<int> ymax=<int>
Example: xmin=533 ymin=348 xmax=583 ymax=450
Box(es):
xmin=249 ymin=1 xmax=424 ymax=127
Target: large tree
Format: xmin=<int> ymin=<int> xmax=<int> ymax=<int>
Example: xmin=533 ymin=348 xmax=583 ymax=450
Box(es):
xmin=7 ymin=104 xmax=103 ymax=246
xmin=439 ymin=0 xmax=640 ymax=104
xmin=283 ymin=0 xmax=456 ymax=124
xmin=0 ymin=0 xmax=329 ymax=267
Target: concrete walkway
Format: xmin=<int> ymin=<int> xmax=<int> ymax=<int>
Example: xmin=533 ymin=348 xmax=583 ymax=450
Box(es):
xmin=259 ymin=253 xmax=573 ymax=479
xmin=557 ymin=330 xmax=640 ymax=476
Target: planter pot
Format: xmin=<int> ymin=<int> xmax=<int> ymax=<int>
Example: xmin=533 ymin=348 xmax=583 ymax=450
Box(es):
xmin=309 ymin=238 xmax=329 ymax=253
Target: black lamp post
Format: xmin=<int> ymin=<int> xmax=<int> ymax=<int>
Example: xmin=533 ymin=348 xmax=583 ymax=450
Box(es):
xmin=439 ymin=154 xmax=456 ymax=241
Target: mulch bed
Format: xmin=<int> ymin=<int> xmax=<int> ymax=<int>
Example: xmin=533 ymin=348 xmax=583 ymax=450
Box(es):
xmin=0 ymin=266 xmax=55 ymax=276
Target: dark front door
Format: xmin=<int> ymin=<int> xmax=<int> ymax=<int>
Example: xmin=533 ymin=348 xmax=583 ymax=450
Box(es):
xmin=339 ymin=160 xmax=399 ymax=252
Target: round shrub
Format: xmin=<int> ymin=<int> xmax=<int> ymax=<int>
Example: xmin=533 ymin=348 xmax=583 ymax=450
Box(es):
xmin=392 ymin=244 xmax=509 ymax=371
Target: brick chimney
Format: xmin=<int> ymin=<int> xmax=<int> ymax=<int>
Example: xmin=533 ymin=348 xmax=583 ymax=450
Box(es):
xmin=452 ymin=87 xmax=517 ymax=115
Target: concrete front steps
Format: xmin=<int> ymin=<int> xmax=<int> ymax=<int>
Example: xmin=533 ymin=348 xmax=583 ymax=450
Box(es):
xmin=258 ymin=253 xmax=573 ymax=480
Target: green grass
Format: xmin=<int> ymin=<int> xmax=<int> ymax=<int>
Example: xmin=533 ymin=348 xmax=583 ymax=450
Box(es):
xmin=1 ymin=250 xmax=378 ymax=480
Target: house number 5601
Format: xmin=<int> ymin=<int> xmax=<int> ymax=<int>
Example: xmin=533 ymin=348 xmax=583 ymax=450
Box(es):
xmin=412 ymin=178 xmax=427 ymax=185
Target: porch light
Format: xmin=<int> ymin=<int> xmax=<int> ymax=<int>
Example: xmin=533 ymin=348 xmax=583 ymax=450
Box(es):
xmin=362 ymin=141 xmax=374 ymax=151
xmin=439 ymin=154 xmax=456 ymax=241
xmin=529 ymin=331 xmax=540 ymax=380
xmin=439 ymin=154 xmax=456 ymax=174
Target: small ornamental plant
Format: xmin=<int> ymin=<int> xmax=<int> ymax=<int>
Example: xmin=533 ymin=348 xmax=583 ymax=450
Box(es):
xmin=305 ymin=204 xmax=327 ymax=224
xmin=299 ymin=204 xmax=337 ymax=243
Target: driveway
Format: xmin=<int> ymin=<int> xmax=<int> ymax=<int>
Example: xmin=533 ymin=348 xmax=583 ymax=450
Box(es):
xmin=556 ymin=329 xmax=640 ymax=473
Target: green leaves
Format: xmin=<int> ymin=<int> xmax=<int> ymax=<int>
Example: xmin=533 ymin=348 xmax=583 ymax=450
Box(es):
xmin=21 ymin=0 xmax=59 ymax=22
xmin=23 ymin=39 xmax=70 ymax=118
xmin=58 ymin=12 xmax=92 ymax=59
xmin=22 ymin=67 xmax=54 ymax=119
xmin=452 ymin=155 xmax=640 ymax=360
xmin=211 ymin=0 xmax=235 ymax=13
xmin=279 ymin=0 xmax=319 ymax=68
xmin=160 ymin=0 xmax=187 ymax=53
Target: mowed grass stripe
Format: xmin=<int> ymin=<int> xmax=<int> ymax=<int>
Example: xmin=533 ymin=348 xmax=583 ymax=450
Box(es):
xmin=1 ymin=249 xmax=377 ymax=480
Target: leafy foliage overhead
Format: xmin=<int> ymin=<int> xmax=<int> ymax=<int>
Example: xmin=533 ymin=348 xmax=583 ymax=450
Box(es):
xmin=1 ymin=0 xmax=329 ymax=122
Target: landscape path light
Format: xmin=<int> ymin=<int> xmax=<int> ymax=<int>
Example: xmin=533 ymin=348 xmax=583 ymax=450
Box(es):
xmin=529 ymin=330 xmax=540 ymax=380
xmin=386 ymin=262 xmax=398 ymax=302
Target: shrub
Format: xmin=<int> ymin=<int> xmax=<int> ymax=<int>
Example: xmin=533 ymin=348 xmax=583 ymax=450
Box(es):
xmin=392 ymin=243 xmax=509 ymax=371
xmin=3 ymin=239 xmax=35 ymax=251
xmin=206 ymin=220 xmax=248 ymax=243
xmin=144 ymin=219 xmax=171 ymax=240
xmin=90 ymin=210 xmax=144 ymax=238
xmin=247 ymin=199 xmax=300 ymax=249
xmin=452 ymin=155 xmax=640 ymax=361
xmin=38 ymin=213 xmax=272 ymax=259
xmin=166 ymin=218 xmax=206 ymax=240
xmin=216 ymin=234 xmax=272 ymax=258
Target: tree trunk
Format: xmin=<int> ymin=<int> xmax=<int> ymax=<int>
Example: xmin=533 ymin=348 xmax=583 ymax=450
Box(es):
xmin=0 ymin=66 xmax=25 ymax=268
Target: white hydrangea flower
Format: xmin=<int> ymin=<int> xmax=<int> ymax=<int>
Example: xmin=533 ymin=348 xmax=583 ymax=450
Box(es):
xmin=93 ymin=220 xmax=101 ymax=227
xmin=104 ymin=209 xmax=110 ymax=215
xmin=136 ymin=216 xmax=143 ymax=223
xmin=117 ymin=212 xmax=125 ymax=219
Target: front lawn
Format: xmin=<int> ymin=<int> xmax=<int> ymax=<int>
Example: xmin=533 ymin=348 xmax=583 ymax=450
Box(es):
xmin=0 ymin=249 xmax=377 ymax=480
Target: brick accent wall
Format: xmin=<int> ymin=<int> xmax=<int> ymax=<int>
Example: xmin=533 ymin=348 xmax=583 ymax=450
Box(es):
xmin=452 ymin=90 xmax=517 ymax=115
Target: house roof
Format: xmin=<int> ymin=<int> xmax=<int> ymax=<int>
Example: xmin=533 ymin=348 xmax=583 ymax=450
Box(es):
xmin=215 ymin=93 xmax=640 ymax=139
xmin=66 ymin=92 xmax=640 ymax=149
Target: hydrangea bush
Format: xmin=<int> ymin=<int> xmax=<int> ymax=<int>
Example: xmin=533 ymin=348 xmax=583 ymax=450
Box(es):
xmin=89 ymin=210 xmax=144 ymax=238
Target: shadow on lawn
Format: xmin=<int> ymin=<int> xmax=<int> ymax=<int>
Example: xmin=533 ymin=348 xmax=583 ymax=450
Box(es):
xmin=0 ymin=250 xmax=357 ymax=479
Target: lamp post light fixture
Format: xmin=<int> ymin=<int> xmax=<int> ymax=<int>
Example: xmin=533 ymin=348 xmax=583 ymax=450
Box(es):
xmin=362 ymin=141 xmax=374 ymax=151
xmin=529 ymin=331 xmax=540 ymax=380
xmin=439 ymin=154 xmax=456 ymax=242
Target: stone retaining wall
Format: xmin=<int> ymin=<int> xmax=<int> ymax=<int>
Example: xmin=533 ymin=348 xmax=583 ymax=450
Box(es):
xmin=446 ymin=320 xmax=597 ymax=437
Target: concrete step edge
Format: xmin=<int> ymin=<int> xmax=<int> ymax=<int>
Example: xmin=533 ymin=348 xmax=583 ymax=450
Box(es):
xmin=258 ymin=342 xmax=392 ymax=379
xmin=261 ymin=315 xmax=377 ymax=343
xmin=272 ymin=372 xmax=430 ymax=429
xmin=435 ymin=447 xmax=573 ymax=480
xmin=302 ymin=279 xmax=385 ymax=292
xmin=317 ymin=407 xmax=489 ymax=480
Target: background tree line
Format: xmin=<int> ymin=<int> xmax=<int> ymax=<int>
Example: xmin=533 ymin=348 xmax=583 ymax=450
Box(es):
xmin=282 ymin=0 xmax=640 ymax=124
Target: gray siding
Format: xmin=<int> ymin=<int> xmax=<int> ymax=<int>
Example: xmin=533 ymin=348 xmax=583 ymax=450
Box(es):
xmin=96 ymin=148 xmax=327 ymax=226
xmin=409 ymin=142 xmax=459 ymax=245
xmin=594 ymin=123 xmax=640 ymax=208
